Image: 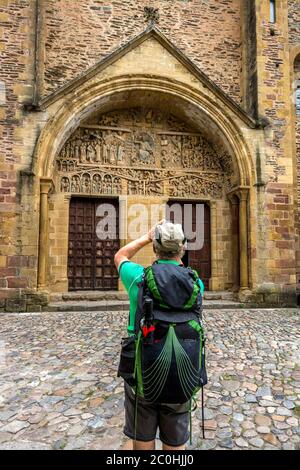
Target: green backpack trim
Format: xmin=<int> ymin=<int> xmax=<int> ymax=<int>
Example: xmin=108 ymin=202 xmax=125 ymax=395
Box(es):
xmin=134 ymin=331 xmax=144 ymax=398
xmin=145 ymin=266 xmax=170 ymax=310
xmin=188 ymin=319 xmax=206 ymax=389
xmin=183 ymin=280 xmax=200 ymax=310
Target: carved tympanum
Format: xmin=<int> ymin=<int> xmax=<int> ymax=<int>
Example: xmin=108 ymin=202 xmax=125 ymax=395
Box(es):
xmin=55 ymin=108 xmax=235 ymax=198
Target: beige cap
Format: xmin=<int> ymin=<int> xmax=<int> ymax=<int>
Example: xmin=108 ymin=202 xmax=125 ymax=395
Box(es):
xmin=154 ymin=222 xmax=186 ymax=252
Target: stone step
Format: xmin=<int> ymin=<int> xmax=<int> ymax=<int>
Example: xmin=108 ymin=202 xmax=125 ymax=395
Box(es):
xmin=44 ymin=299 xmax=242 ymax=313
xmin=49 ymin=291 xmax=129 ymax=303
xmin=50 ymin=290 xmax=237 ymax=303
xmin=204 ymin=291 xmax=236 ymax=301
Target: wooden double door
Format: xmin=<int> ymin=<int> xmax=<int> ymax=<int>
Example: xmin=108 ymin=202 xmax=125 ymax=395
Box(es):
xmin=68 ymin=198 xmax=120 ymax=291
xmin=167 ymin=201 xmax=211 ymax=290
xmin=68 ymin=198 xmax=211 ymax=291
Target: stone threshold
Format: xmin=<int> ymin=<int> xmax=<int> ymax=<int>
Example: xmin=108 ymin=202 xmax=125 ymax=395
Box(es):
xmin=45 ymin=290 xmax=240 ymax=313
xmin=49 ymin=290 xmax=237 ymax=303
xmin=45 ymin=299 xmax=242 ymax=313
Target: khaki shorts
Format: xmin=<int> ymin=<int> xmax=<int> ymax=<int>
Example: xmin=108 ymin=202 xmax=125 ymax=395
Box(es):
xmin=123 ymin=382 xmax=190 ymax=447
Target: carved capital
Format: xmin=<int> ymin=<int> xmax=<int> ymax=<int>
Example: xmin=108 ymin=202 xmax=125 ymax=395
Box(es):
xmin=227 ymin=193 xmax=239 ymax=205
xmin=209 ymin=200 xmax=217 ymax=211
xmin=40 ymin=178 xmax=53 ymax=195
xmin=237 ymin=188 xmax=249 ymax=202
xmin=227 ymin=187 xmax=249 ymax=203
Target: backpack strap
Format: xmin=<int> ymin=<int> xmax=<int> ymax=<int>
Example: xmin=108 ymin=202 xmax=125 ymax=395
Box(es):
xmin=145 ymin=266 xmax=170 ymax=310
xmin=132 ymin=272 xmax=147 ymax=335
xmin=183 ymin=277 xmax=200 ymax=310
xmin=184 ymin=267 xmax=204 ymax=312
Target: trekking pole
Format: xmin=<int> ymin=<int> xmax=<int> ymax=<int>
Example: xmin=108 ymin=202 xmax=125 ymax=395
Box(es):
xmin=143 ymin=297 xmax=155 ymax=344
xmin=201 ymin=385 xmax=205 ymax=439
xmin=145 ymin=297 xmax=153 ymax=325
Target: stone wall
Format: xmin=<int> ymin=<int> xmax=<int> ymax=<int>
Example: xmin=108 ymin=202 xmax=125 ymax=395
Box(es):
xmin=295 ymin=55 xmax=300 ymax=285
xmin=0 ymin=1 xmax=38 ymax=308
xmin=296 ymin=117 xmax=300 ymax=285
xmin=288 ymin=0 xmax=300 ymax=46
xmin=0 ymin=0 xmax=34 ymax=163
xmin=242 ymin=0 xmax=258 ymax=118
xmin=43 ymin=0 xmax=243 ymax=103
xmin=288 ymin=0 xmax=300 ymax=286
xmin=297 ymin=118 xmax=300 ymax=205
xmin=254 ymin=0 xmax=296 ymax=290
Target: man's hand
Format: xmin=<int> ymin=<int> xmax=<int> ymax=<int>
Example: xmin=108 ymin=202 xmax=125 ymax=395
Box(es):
xmin=147 ymin=219 xmax=166 ymax=242
xmin=114 ymin=219 xmax=166 ymax=272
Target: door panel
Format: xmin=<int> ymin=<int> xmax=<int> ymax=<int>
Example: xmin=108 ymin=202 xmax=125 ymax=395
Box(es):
xmin=68 ymin=198 xmax=120 ymax=291
xmin=167 ymin=201 xmax=211 ymax=290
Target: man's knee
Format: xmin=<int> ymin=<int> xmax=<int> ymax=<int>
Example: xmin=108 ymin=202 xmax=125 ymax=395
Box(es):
xmin=133 ymin=439 xmax=156 ymax=451
xmin=162 ymin=443 xmax=185 ymax=451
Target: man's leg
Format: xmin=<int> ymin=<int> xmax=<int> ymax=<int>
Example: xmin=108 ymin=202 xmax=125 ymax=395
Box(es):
xmin=159 ymin=402 xmax=190 ymax=451
xmin=162 ymin=444 xmax=185 ymax=451
xmin=124 ymin=383 xmax=158 ymax=449
xmin=133 ymin=440 xmax=156 ymax=451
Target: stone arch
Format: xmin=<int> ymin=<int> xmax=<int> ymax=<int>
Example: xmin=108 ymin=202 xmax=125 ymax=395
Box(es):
xmin=293 ymin=53 xmax=300 ymax=104
xmin=33 ymin=77 xmax=254 ymax=186
xmin=34 ymin=76 xmax=255 ymax=293
xmin=290 ymin=45 xmax=300 ymax=69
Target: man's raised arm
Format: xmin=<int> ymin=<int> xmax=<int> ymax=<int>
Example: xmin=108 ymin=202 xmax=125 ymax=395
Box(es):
xmin=114 ymin=219 xmax=165 ymax=271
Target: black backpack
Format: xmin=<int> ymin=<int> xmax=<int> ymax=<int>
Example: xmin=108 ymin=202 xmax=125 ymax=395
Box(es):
xmin=118 ymin=262 xmax=208 ymax=442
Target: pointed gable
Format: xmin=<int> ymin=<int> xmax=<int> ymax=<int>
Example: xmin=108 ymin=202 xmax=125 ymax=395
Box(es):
xmin=40 ymin=25 xmax=257 ymax=129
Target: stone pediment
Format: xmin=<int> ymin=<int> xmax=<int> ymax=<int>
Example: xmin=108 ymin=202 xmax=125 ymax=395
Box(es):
xmin=39 ymin=25 xmax=257 ymax=129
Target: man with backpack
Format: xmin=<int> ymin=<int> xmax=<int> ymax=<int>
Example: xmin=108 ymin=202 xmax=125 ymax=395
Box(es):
xmin=115 ymin=220 xmax=206 ymax=451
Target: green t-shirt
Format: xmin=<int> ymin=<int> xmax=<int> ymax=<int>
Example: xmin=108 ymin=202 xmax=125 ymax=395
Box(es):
xmin=119 ymin=260 xmax=205 ymax=335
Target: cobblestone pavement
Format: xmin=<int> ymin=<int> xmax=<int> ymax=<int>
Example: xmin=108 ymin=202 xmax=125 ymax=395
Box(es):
xmin=0 ymin=308 xmax=299 ymax=451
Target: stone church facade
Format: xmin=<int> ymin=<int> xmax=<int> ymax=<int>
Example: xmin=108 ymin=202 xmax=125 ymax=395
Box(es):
xmin=0 ymin=1 xmax=299 ymax=311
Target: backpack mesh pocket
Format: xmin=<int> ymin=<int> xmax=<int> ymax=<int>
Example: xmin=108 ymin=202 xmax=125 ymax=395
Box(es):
xmin=141 ymin=326 xmax=200 ymax=404
xmin=117 ymin=336 xmax=136 ymax=387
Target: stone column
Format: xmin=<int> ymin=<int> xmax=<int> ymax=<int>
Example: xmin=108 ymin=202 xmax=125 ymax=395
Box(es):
xmin=228 ymin=194 xmax=240 ymax=291
xmin=38 ymin=178 xmax=52 ymax=289
xmin=238 ymin=189 xmax=249 ymax=289
xmin=209 ymin=201 xmax=219 ymax=291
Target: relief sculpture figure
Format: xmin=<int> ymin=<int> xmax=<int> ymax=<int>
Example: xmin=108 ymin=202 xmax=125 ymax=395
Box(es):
xmin=92 ymin=174 xmax=102 ymax=193
xmin=134 ymin=132 xmax=155 ymax=165
xmin=61 ymin=177 xmax=70 ymax=193
xmin=86 ymin=144 xmax=96 ymax=163
xmin=71 ymin=175 xmax=81 ymax=193
xmin=80 ymin=143 xmax=87 ymax=164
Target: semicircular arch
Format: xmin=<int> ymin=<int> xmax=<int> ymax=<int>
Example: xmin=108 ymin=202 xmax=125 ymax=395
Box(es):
xmin=33 ymin=76 xmax=255 ymax=189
